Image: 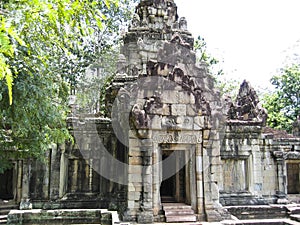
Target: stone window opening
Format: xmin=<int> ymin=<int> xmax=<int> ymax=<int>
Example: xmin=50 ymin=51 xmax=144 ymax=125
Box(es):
xmin=0 ymin=168 xmax=14 ymax=201
xmin=287 ymin=162 xmax=300 ymax=194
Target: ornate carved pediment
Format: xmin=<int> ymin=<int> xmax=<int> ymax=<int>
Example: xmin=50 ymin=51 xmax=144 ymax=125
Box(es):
xmin=228 ymin=80 xmax=267 ymax=125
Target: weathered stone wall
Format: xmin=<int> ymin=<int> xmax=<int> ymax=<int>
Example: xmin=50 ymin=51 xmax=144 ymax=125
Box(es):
xmin=220 ymin=123 xmax=278 ymax=206
xmin=220 ymin=81 xmax=300 ymax=206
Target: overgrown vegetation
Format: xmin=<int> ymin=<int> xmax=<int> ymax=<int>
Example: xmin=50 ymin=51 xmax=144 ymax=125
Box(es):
xmin=0 ymin=0 xmax=135 ymax=173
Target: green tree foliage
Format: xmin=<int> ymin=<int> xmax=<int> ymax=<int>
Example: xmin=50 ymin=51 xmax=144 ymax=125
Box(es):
xmin=0 ymin=15 xmax=24 ymax=105
xmin=263 ymin=65 xmax=300 ymax=132
xmin=0 ymin=0 xmax=135 ymax=173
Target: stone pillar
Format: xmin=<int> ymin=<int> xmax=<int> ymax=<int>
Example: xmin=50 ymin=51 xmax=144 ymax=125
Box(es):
xmin=43 ymin=151 xmax=51 ymax=199
xmin=123 ymin=132 xmax=143 ymax=222
xmin=276 ymin=153 xmax=286 ymax=194
xmin=20 ymin=159 xmax=32 ymax=210
xmin=59 ymin=145 xmax=68 ymax=198
xmin=21 ymin=160 xmax=31 ymax=200
xmin=16 ymin=161 xmax=23 ymax=203
xmin=138 ymin=139 xmax=154 ymax=224
xmin=152 ymin=142 xmax=161 ymax=216
xmin=196 ymin=141 xmax=205 ymax=220
xmin=190 ymin=145 xmax=197 ymax=210
xmin=49 ymin=144 xmax=61 ymax=200
xmin=71 ymin=159 xmax=79 ymax=193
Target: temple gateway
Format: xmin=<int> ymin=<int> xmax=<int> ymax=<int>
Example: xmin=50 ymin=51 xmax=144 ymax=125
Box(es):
xmin=1 ymin=0 xmax=300 ymax=224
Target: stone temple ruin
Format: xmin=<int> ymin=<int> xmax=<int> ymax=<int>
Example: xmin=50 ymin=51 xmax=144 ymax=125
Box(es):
xmin=1 ymin=0 xmax=300 ymax=224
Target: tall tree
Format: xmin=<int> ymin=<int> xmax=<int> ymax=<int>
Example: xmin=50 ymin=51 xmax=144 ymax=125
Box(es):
xmin=0 ymin=0 xmax=135 ymax=172
xmin=263 ymin=65 xmax=300 ymax=132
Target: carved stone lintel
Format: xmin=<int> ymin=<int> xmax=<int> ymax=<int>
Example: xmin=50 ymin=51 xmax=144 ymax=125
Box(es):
xmin=153 ymin=133 xmax=202 ymax=144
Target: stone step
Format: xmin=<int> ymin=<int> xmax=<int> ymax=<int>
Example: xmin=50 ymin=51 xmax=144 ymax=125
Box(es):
xmin=0 ymin=215 xmax=7 ymax=225
xmin=163 ymin=203 xmax=193 ymax=210
xmin=165 ymin=214 xmax=197 ymax=222
xmin=290 ymin=214 xmax=300 ymax=222
xmin=0 ymin=204 xmax=18 ymax=218
xmin=164 ymin=208 xmax=195 ymax=216
xmin=0 ymin=210 xmax=10 ymax=216
xmin=287 ymin=206 xmax=300 ymax=214
xmin=7 ymin=209 xmax=111 ymax=225
xmin=162 ymin=203 xmax=197 ymax=223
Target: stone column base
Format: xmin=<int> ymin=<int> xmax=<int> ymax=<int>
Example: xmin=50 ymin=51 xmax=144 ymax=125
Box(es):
xmin=137 ymin=211 xmax=154 ymax=224
xmin=122 ymin=210 xmax=137 ymax=222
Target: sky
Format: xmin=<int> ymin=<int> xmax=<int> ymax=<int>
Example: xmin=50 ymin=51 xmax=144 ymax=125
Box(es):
xmin=174 ymin=0 xmax=300 ymax=90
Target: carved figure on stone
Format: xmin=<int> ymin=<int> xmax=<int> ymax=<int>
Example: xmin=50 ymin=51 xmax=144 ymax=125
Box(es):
xmin=171 ymin=67 xmax=184 ymax=84
xmin=179 ymin=17 xmax=188 ymax=30
xmin=144 ymin=96 xmax=163 ymax=114
xmin=194 ymin=88 xmax=211 ymax=115
xmin=170 ymin=33 xmax=190 ymax=48
xmin=130 ymin=13 xmax=141 ymax=29
xmin=117 ymin=54 xmax=127 ymax=74
xmin=131 ymin=104 xmax=148 ymax=128
xmin=131 ymin=65 xmax=139 ymax=77
xmin=141 ymin=7 xmax=149 ymax=26
xmin=293 ymin=115 xmax=300 ymax=137
xmin=137 ymin=37 xmax=145 ymax=49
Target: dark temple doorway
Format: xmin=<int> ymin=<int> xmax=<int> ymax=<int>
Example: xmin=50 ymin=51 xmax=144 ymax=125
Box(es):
xmin=287 ymin=163 xmax=300 ymax=194
xmin=160 ymin=150 xmax=186 ymax=203
xmin=0 ymin=168 xmax=14 ymax=200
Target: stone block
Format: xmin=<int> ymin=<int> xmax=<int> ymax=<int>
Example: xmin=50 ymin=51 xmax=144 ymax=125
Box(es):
xmin=129 ymin=156 xmax=142 ymax=165
xmin=128 ymin=174 xmax=142 ymax=183
xmin=144 ymin=184 xmax=152 ymax=192
xmin=128 ymin=165 xmax=143 ymax=174
xmin=128 ymin=184 xmax=135 ymax=192
xmin=128 ymin=200 xmax=135 ymax=209
xmin=186 ymin=104 xmax=197 ymax=116
xmin=145 ymin=166 xmax=152 ymax=175
xmin=137 ymin=211 xmax=154 ymax=224
xmin=162 ymin=104 xmax=171 ymax=115
xmin=128 ymin=192 xmax=135 ymax=200
xmin=160 ymin=90 xmax=178 ymax=104
xmin=176 ymin=116 xmax=193 ymax=130
xmin=141 ymin=139 xmax=153 ymax=147
xmin=143 ymin=174 xmax=152 ymax=184
xmin=203 ymin=129 xmax=210 ymax=140
xmin=129 ymin=150 xmax=142 ymax=157
xmin=194 ymin=116 xmax=205 ymax=129
xmin=171 ymin=104 xmax=186 ymax=116
xmin=177 ymin=91 xmax=192 ymax=104
xmin=129 ymin=138 xmax=141 ymax=148
xmin=211 ymin=144 xmax=220 ymax=156
xmin=133 ymin=183 xmax=143 ymax=192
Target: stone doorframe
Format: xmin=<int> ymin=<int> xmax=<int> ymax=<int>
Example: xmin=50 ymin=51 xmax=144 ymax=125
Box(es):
xmin=126 ymin=129 xmax=206 ymax=223
xmin=153 ymin=143 xmax=199 ymax=211
xmin=159 ymin=145 xmax=192 ymax=204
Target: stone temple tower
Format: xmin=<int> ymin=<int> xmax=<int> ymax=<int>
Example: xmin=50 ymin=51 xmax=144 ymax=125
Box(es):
xmin=106 ymin=0 xmax=228 ymax=223
xmin=120 ymin=0 xmax=194 ymax=76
